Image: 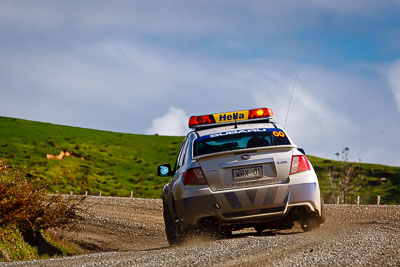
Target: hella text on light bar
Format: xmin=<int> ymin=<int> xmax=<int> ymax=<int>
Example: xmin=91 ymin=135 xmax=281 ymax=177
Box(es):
xmin=188 ymin=107 xmax=273 ymax=128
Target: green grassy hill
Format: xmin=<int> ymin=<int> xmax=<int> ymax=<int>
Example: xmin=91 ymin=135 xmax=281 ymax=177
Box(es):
xmin=308 ymin=155 xmax=400 ymax=204
xmin=0 ymin=116 xmax=182 ymax=198
xmin=1 ymin=116 xmax=399 ymax=203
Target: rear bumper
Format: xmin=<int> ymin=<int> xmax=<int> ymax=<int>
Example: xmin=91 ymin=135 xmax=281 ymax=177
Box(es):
xmin=174 ymin=178 xmax=321 ymax=229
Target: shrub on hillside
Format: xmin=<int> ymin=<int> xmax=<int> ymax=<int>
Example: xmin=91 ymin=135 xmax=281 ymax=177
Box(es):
xmin=0 ymin=159 xmax=85 ymax=234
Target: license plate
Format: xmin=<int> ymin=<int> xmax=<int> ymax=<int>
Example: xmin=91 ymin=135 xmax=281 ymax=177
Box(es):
xmin=232 ymin=166 xmax=263 ymax=180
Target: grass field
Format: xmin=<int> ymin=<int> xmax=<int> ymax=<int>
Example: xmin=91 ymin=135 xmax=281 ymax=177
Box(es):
xmin=307 ymin=155 xmax=400 ymax=204
xmin=0 ymin=116 xmax=182 ymax=198
xmin=1 ymin=116 xmax=399 ymax=203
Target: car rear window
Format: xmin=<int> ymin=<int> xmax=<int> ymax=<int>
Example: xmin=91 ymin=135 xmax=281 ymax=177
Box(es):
xmin=193 ymin=128 xmax=291 ymax=157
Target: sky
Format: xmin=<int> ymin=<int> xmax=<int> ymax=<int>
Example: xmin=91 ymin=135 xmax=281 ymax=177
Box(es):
xmin=1 ymin=0 xmax=400 ymax=166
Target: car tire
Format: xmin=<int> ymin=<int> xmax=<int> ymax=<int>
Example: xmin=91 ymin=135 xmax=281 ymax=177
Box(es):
xmin=301 ymin=194 xmax=326 ymax=232
xmin=163 ymin=199 xmax=182 ymax=246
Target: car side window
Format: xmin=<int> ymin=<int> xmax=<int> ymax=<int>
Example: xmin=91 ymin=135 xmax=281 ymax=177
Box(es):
xmin=176 ymin=138 xmax=189 ymax=170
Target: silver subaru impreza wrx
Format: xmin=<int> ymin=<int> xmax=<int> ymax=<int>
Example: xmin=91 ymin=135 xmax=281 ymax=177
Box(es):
xmin=158 ymin=107 xmax=325 ymax=245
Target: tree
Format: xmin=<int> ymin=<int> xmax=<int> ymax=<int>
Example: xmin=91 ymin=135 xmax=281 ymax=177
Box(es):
xmin=326 ymin=147 xmax=364 ymax=204
xmin=0 ymin=158 xmax=85 ymax=241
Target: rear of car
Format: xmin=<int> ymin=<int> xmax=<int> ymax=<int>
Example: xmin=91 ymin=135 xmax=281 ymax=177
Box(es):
xmin=158 ymin=108 xmax=325 ymax=245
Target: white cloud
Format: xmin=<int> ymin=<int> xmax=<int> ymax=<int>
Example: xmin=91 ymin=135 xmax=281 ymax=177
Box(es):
xmin=387 ymin=59 xmax=400 ymax=112
xmin=248 ymin=71 xmax=355 ymax=159
xmin=0 ymin=0 xmax=395 ymax=40
xmin=1 ymin=40 xmax=399 ymax=165
xmin=0 ymin=2 xmax=400 ymax=166
xmin=146 ymin=107 xmax=189 ymax=136
xmin=2 ymin=37 xmax=398 ymax=165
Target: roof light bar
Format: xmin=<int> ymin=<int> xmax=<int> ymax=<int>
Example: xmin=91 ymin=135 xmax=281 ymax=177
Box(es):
xmin=188 ymin=107 xmax=273 ymax=129
xmin=188 ymin=115 xmax=216 ymax=127
xmin=248 ymin=108 xmax=273 ymax=119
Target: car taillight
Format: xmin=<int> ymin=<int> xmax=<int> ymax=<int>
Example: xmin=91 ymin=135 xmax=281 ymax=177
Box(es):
xmin=182 ymin=167 xmax=208 ymax=186
xmin=290 ymin=155 xmax=310 ymax=174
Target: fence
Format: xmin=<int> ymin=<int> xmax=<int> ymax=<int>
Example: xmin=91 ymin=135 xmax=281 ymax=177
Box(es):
xmin=70 ymin=191 xmax=384 ymax=206
xmin=63 ymin=190 xmax=137 ymax=199
xmin=335 ymin=195 xmax=382 ymax=206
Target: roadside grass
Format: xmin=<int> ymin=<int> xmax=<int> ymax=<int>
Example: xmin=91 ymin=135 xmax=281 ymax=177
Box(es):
xmin=0 ymin=225 xmax=37 ymax=261
xmin=0 ymin=226 xmax=82 ymax=262
xmin=0 ymin=116 xmax=399 ymax=203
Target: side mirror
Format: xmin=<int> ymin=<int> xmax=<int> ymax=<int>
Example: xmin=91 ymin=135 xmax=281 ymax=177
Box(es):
xmin=157 ymin=163 xmax=172 ymax=177
xmin=298 ymin=148 xmax=306 ymax=155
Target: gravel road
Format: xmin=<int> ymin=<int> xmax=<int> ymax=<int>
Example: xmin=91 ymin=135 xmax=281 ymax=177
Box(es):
xmin=2 ymin=197 xmax=399 ymax=266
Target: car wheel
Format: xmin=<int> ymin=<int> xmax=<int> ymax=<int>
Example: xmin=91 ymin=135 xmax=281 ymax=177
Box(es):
xmin=301 ymin=195 xmax=326 ymax=232
xmin=163 ymin=200 xmax=182 ymax=246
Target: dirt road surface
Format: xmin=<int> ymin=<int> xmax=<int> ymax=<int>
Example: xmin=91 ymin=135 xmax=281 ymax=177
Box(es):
xmin=2 ymin=197 xmax=400 ymax=266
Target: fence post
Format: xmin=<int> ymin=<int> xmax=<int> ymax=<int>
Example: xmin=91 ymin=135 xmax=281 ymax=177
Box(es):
xmin=336 ymin=196 xmax=340 ymax=205
xmin=376 ymin=195 xmax=380 ymax=206
xmin=85 ymin=191 xmax=88 ymax=196
xmin=357 ymin=195 xmax=360 ymax=205
xmin=130 ymin=191 xmax=133 ymax=198
xmin=99 ymin=191 xmax=102 ymax=197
